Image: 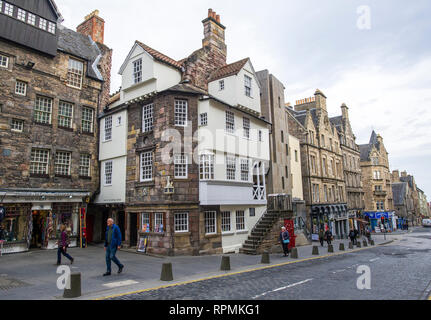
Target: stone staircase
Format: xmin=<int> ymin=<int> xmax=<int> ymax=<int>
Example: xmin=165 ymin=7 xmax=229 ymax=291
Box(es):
xmin=239 ymin=210 xmax=280 ymax=255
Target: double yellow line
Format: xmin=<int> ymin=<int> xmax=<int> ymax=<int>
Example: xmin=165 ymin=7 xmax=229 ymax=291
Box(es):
xmin=95 ymin=242 xmax=392 ymax=300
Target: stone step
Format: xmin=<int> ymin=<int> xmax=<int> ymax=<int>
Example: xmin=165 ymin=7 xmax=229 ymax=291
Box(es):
xmin=245 ymin=239 xmax=260 ymax=246
xmin=239 ymin=247 xmax=258 ymax=255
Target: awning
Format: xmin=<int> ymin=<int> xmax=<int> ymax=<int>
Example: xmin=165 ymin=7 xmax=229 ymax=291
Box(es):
xmin=354 ymin=218 xmax=369 ymax=224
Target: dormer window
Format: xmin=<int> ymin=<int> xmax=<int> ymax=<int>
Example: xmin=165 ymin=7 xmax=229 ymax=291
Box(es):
xmin=17 ymin=8 xmax=26 ymax=22
xmin=39 ymin=18 xmax=47 ymax=30
xmin=244 ymin=75 xmax=252 ymax=97
xmin=67 ymin=58 xmax=84 ymax=89
xmin=4 ymin=3 xmax=13 ymax=16
xmin=219 ymin=80 xmax=224 ymax=91
xmin=133 ymin=59 xmax=142 ymax=84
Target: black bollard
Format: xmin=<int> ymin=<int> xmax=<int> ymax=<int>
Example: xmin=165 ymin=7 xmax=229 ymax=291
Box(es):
xmin=328 ymin=244 xmax=334 ymax=253
xmin=160 ymin=262 xmax=174 ymax=281
xmin=63 ymin=272 xmax=81 ymax=299
xmin=290 ymin=247 xmax=298 ymax=259
xmin=312 ymin=246 xmax=319 ymax=255
xmin=220 ymin=256 xmax=231 ymax=271
xmin=339 ymin=243 xmax=345 ymax=251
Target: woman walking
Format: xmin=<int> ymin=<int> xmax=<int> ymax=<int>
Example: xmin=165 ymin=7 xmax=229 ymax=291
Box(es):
xmin=57 ymin=224 xmax=74 ymax=265
xmin=279 ymin=227 xmax=290 ymax=257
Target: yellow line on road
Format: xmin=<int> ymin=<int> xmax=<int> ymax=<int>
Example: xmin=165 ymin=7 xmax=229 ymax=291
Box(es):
xmin=95 ymin=241 xmax=393 ymax=300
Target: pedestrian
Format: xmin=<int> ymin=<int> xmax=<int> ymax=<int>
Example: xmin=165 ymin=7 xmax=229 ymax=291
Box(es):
xmin=57 ymin=224 xmax=73 ymax=265
xmin=279 ymin=227 xmax=290 ymax=257
xmin=319 ymin=228 xmax=325 ymax=247
xmin=103 ymin=218 xmax=124 ymax=276
xmin=365 ymin=227 xmax=371 ymax=241
xmin=348 ymin=228 xmax=355 ymax=244
xmin=324 ymin=228 xmax=333 ymax=245
xmin=406 ymin=221 xmax=409 ymax=230
xmin=353 ymin=228 xmax=359 ymax=244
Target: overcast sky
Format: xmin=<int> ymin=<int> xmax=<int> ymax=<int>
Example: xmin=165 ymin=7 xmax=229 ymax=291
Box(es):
xmin=58 ymin=0 xmax=431 ymax=200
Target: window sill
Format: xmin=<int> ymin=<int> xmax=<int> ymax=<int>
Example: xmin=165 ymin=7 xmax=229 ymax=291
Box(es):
xmin=221 ymin=231 xmax=235 ymax=236
xmin=174 ymin=232 xmax=190 ymax=237
xmin=30 ymin=174 xmax=49 ymax=179
xmin=33 ymin=122 xmax=52 ymax=128
xmin=236 ymin=230 xmax=249 ymax=235
xmin=205 ymin=233 xmax=219 ymax=239
xmin=135 ymin=181 xmax=155 ymax=188
xmin=79 ymin=176 xmax=92 ymax=180
xmin=81 ymin=131 xmax=94 ymax=136
xmin=66 ymin=84 xmax=82 ymax=91
xmin=55 ymin=174 xmax=72 ymax=179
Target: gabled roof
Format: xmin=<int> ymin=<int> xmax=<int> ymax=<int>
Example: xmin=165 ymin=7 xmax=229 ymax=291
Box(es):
xmin=208 ymin=58 xmax=249 ymax=82
xmin=135 ymin=41 xmax=183 ymax=70
xmin=329 ymin=116 xmax=343 ymax=132
xmin=49 ymin=0 xmax=63 ymax=21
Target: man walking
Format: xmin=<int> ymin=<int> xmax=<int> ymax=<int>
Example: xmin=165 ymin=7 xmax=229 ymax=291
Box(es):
xmin=348 ymin=228 xmax=356 ymax=245
xmin=103 ymin=218 xmax=124 ymax=276
xmin=319 ymin=228 xmax=325 ymax=247
xmin=324 ymin=228 xmax=333 ymax=246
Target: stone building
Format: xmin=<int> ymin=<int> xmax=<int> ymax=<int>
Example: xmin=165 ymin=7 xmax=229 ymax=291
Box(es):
xmin=97 ymin=9 xmax=271 ymax=256
xmin=359 ymin=131 xmax=395 ymax=232
xmin=397 ymin=171 xmax=422 ymax=226
xmin=0 ymin=1 xmax=112 ymax=253
xmin=417 ymin=188 xmax=430 ymax=218
xmin=287 ymin=89 xmax=348 ymax=240
xmin=329 ymin=104 xmax=365 ymax=232
xmin=391 ymin=171 xmax=414 ymax=229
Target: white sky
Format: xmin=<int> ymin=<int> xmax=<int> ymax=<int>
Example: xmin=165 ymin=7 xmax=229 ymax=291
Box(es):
xmin=58 ymin=0 xmax=431 ymax=199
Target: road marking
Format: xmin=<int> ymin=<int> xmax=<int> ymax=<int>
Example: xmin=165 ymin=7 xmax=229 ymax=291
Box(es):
xmin=369 ymin=258 xmax=380 ymax=262
xmin=103 ymin=280 xmax=139 ymax=288
xmin=95 ymin=240 xmax=394 ymax=300
xmin=252 ymin=279 xmax=313 ymax=299
xmin=332 ymin=269 xmax=346 ymax=274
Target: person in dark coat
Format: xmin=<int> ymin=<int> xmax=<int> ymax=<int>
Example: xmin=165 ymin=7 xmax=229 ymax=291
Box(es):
xmin=348 ymin=229 xmax=356 ymax=244
xmin=104 ymin=218 xmax=124 ymax=276
xmin=57 ymin=224 xmax=74 ymax=265
xmin=319 ymin=228 xmax=325 ymax=247
xmin=353 ymin=228 xmax=359 ymax=244
xmin=324 ymin=228 xmax=333 ymax=245
xmin=279 ymin=227 xmax=290 ymax=257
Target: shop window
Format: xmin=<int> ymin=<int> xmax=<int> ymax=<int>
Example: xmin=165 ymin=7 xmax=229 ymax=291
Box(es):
xmin=1 ymin=204 xmax=31 ymax=242
xmin=141 ymin=213 xmax=165 ymax=233
xmin=174 ymin=212 xmax=189 ymax=233
xmin=53 ymin=204 xmax=77 ymax=237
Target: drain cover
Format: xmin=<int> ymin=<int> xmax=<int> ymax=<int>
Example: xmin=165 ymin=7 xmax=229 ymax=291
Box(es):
xmin=0 ymin=277 xmax=30 ymax=291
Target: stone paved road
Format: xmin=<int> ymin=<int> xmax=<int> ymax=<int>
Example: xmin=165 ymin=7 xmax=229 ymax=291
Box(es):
xmin=109 ymin=227 xmax=431 ymax=300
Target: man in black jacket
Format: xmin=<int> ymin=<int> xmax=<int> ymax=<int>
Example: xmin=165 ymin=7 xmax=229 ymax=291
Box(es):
xmin=324 ymin=228 xmax=333 ymax=245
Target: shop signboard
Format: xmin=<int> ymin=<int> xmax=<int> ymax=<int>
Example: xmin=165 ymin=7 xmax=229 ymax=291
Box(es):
xmin=137 ymin=233 xmax=149 ymax=253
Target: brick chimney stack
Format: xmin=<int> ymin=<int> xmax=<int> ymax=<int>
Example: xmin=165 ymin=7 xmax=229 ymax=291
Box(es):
xmin=202 ymin=8 xmax=227 ymax=57
xmin=77 ymin=10 xmax=105 ymax=44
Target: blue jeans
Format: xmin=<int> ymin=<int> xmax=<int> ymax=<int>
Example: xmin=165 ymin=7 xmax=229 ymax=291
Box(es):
xmin=57 ymin=247 xmax=73 ymax=264
xmin=105 ymin=246 xmax=123 ymax=273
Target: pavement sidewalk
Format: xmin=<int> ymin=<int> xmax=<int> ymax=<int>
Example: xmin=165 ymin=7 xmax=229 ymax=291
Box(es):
xmin=0 ymin=235 xmax=395 ymax=300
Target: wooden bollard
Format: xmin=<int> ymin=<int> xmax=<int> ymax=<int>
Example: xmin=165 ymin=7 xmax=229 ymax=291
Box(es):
xmin=312 ymin=246 xmax=319 ymax=255
xmin=290 ymin=247 xmax=298 ymax=259
xmin=63 ymin=272 xmax=81 ymax=298
xmin=160 ymin=262 xmax=173 ymax=281
xmin=339 ymin=243 xmax=345 ymax=251
xmin=261 ymin=251 xmax=270 ymax=264
xmin=328 ymin=244 xmax=334 ymax=253
xmin=220 ymin=256 xmax=231 ymax=271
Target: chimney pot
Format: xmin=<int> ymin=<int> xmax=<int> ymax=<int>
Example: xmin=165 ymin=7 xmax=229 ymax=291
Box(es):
xmin=208 ymin=9 xmax=213 ymax=17
xmin=216 ymin=15 xmax=220 ymax=23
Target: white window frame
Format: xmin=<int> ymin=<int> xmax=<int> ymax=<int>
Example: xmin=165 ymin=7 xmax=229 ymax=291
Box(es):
xmin=133 ymin=58 xmax=142 ymax=84
xmin=11 ymin=118 xmax=24 ymax=132
xmin=140 ymin=151 xmax=153 ymax=182
xmin=27 ymin=13 xmax=36 ymax=26
xmin=81 ymin=107 xmax=94 ymax=133
xmin=34 ymin=96 xmax=53 ymax=124
xmin=141 ymin=213 xmax=150 ymax=230
xmin=47 ymin=21 xmax=56 ymax=34
xmin=174 ymin=154 xmax=188 ymax=179
xmin=0 ymin=54 xmax=9 ymax=68
xmin=219 ymin=80 xmax=224 ymax=91
xmin=55 ymin=151 xmax=72 ymax=176
xmin=243 ymin=117 xmax=250 ymax=139
xmin=154 ymin=213 xmax=164 ymax=233
xmin=225 ymin=110 xmax=235 ymax=133
xmin=4 ymin=2 xmax=13 ymax=16
xmin=221 ymin=211 xmax=231 ymax=233
xmin=199 ymin=113 xmax=207 ymax=126
xmin=30 ymin=149 xmax=50 ymax=175
xmin=17 ymin=8 xmax=26 ymax=22
xmin=204 ymin=211 xmax=217 ymax=235
xmin=174 ymin=212 xmax=189 ymax=233
xmin=39 ymin=18 xmax=47 ymax=30
xmin=79 ymin=154 xmax=91 ymax=177
xmin=67 ymin=58 xmax=84 ymax=89
xmin=104 ymin=116 xmax=112 ymax=142
xmin=142 ymin=103 xmax=154 ymax=132
xmin=15 ymin=80 xmax=27 ymax=96
xmin=104 ymin=161 xmax=113 ymax=186
xmin=226 ymin=156 xmax=236 ymax=181
xmin=199 ymin=154 xmax=214 ymax=180
xmin=240 ymin=158 xmax=249 ymax=182
xmin=244 ymin=75 xmax=252 ymax=97
xmin=236 ymin=211 xmax=246 ymax=231
xmin=174 ymin=99 xmax=188 ymax=126
xmin=58 ymin=101 xmax=74 ymax=129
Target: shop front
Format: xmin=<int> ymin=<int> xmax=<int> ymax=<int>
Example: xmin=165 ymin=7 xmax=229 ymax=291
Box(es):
xmin=0 ymin=189 xmax=90 ymax=254
xmin=310 ymin=204 xmax=348 ymax=241
xmin=363 ymin=211 xmax=396 ymax=233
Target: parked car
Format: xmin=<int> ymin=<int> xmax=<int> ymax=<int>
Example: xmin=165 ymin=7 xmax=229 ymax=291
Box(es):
xmin=422 ymin=219 xmax=431 ymax=227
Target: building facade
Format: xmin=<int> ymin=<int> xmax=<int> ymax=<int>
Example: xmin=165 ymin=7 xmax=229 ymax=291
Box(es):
xmin=417 ymin=188 xmax=430 ymax=218
xmin=287 ymin=90 xmax=348 ymax=240
xmin=359 ymin=131 xmax=395 ymax=232
xmin=330 ymin=104 xmax=365 ymax=232
xmin=0 ymin=1 xmax=112 ymax=253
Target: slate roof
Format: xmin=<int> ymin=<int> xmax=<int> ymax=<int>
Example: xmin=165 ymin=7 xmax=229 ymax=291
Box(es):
xmin=400 ymin=175 xmax=414 ymax=189
xmin=57 ymin=26 xmax=104 ymax=81
xmin=392 ymin=182 xmax=407 ymax=206
xmin=329 ymin=116 xmax=343 ymax=132
xmin=358 ymin=131 xmax=380 ymax=161
xmin=208 ymin=58 xmax=249 ymax=82
xmin=135 ymin=41 xmax=183 ymax=70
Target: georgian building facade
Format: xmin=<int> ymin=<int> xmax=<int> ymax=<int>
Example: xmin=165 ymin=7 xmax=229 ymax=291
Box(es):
xmin=287 ymin=89 xmax=347 ymax=240
xmin=0 ymin=1 xmax=112 ymax=253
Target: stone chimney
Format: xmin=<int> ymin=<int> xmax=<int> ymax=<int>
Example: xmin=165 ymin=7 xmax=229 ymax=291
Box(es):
xmin=392 ymin=170 xmax=400 ymax=183
xmin=202 ymin=8 xmax=227 ymax=58
xmin=77 ymin=10 xmax=105 ymax=44
xmin=341 ymin=103 xmax=349 ymax=120
xmin=314 ymin=89 xmax=327 ymax=112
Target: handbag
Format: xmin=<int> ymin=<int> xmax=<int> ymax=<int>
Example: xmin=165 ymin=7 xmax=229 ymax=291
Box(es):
xmin=283 ymin=239 xmax=290 ymax=244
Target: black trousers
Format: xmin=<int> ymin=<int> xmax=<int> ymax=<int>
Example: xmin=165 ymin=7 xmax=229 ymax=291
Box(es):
xmin=319 ymin=238 xmax=324 ymax=246
xmin=281 ymin=242 xmax=289 ymax=255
